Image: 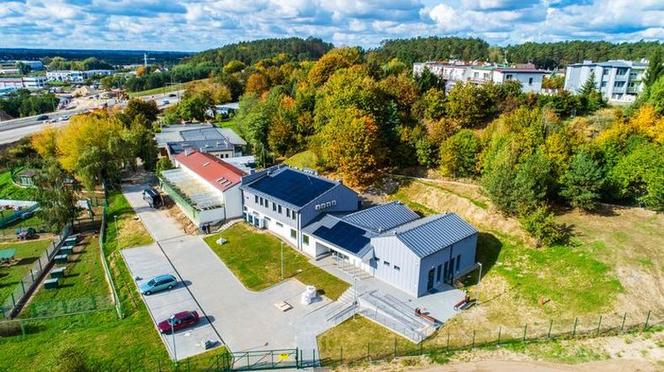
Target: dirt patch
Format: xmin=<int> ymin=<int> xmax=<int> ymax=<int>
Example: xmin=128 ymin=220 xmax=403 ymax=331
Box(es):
xmin=163 ymin=196 xmax=198 ymax=235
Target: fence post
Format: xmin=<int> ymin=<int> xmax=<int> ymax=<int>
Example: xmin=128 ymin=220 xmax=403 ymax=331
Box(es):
xmin=11 ymin=293 xmax=16 ymax=308
xmin=523 ymin=324 xmax=527 ymax=342
xmin=572 ymin=317 xmax=578 ymax=337
xmin=38 ymin=257 xmax=42 ymax=271
xmin=644 ymin=310 xmax=651 ymax=331
xmin=597 ymin=315 xmax=602 ymax=335
xmin=20 ymin=280 xmax=26 ymax=295
xmin=497 ymin=326 xmax=501 ymax=343
xmin=548 ymin=319 xmax=553 ymax=339
xmin=621 ymin=312 xmax=627 ymax=332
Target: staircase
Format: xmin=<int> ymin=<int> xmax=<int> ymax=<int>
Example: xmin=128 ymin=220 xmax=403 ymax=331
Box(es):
xmin=325 ymin=288 xmax=357 ymax=324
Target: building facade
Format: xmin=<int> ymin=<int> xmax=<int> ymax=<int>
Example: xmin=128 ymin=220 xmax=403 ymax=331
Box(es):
xmin=413 ymin=61 xmax=547 ymax=93
xmin=155 ymin=124 xmax=247 ymax=160
xmin=564 ymin=60 xmax=647 ymax=103
xmin=46 ymin=69 xmax=113 ymax=82
xmin=0 ymin=76 xmax=47 ymax=90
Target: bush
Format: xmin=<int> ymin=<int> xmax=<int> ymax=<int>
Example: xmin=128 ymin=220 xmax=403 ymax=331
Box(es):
xmin=54 ymin=347 xmax=89 ymax=372
xmin=0 ymin=320 xmax=23 ymax=337
xmin=520 ymin=207 xmax=569 ymax=247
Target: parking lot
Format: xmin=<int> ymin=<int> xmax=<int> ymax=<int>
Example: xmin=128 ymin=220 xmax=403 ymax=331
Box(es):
xmin=122 ymin=244 xmax=222 ymax=361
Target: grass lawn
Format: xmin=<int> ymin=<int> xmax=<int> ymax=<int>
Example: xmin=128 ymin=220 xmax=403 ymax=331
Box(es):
xmin=105 ymin=192 xmax=153 ymax=249
xmin=284 ymin=150 xmax=320 ymax=171
xmin=0 ymin=239 xmax=52 ymax=302
xmin=0 ymin=191 xmax=225 ymax=371
xmin=22 ymin=235 xmax=112 ymax=318
xmin=0 ymin=214 xmax=45 ymax=240
xmin=0 ymin=171 xmax=35 ymax=200
xmin=204 ymin=223 xmax=350 ymax=300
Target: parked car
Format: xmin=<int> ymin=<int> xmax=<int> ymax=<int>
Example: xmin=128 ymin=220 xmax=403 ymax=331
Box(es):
xmin=168 ymin=93 xmax=177 ymax=97
xmin=139 ymin=274 xmax=177 ymax=295
xmin=142 ymin=187 xmax=163 ymax=208
xmin=161 ymin=99 xmax=170 ymax=105
xmin=36 ymin=115 xmax=49 ymax=121
xmin=17 ymin=227 xmax=37 ymax=240
xmin=157 ymin=311 xmax=200 ymax=334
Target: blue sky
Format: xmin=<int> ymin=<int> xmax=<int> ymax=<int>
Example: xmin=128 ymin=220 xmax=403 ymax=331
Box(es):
xmin=1 ymin=0 xmax=663 ymax=52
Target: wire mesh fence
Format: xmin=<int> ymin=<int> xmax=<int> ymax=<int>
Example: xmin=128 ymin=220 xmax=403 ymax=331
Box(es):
xmin=320 ymin=310 xmax=664 ymax=368
xmin=99 ymin=204 xmax=124 ymax=319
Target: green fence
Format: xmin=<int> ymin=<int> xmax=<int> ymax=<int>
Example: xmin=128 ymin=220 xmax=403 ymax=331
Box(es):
xmin=99 ymin=194 xmax=124 ymax=319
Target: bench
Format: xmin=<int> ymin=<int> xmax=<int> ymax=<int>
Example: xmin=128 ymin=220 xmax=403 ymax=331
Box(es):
xmin=59 ymin=246 xmax=74 ymax=255
xmin=54 ymin=254 xmax=69 ymax=264
xmin=44 ymin=278 xmax=59 ymax=289
xmin=50 ymin=267 xmax=66 ymax=278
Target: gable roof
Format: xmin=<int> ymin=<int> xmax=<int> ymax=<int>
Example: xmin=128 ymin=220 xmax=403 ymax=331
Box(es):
xmin=342 ymin=201 xmax=419 ymax=233
xmin=380 ymin=213 xmax=478 ymax=258
xmin=241 ymin=167 xmax=338 ymax=208
xmin=174 ymin=150 xmax=246 ymax=192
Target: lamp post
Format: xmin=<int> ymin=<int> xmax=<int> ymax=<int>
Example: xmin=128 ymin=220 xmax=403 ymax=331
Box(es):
xmin=476 ymin=262 xmax=483 ymax=303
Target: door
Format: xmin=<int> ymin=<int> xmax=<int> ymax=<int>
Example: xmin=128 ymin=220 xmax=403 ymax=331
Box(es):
xmin=448 ymin=257 xmax=456 ymax=282
xmin=427 ymin=268 xmax=435 ymax=291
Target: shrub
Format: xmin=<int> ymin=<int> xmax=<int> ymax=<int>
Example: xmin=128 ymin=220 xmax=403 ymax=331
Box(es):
xmin=520 ymin=207 xmax=570 ymax=247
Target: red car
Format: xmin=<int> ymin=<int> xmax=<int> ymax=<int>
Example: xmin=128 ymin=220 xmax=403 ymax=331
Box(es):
xmin=157 ymin=311 xmax=200 ymax=334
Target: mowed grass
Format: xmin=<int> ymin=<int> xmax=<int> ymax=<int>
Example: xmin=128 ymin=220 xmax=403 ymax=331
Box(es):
xmin=0 ymin=239 xmax=52 ymax=302
xmin=284 ymin=150 xmax=320 ymax=171
xmin=22 ymin=235 xmax=112 ymax=318
xmin=0 ymin=214 xmax=45 ymax=240
xmin=0 ymin=191 xmax=224 ymax=370
xmin=0 ymin=171 xmax=35 ymax=200
xmin=127 ymin=78 xmax=207 ymax=97
xmin=204 ymin=223 xmax=350 ymax=300
xmin=105 ymin=192 xmax=153 ymax=249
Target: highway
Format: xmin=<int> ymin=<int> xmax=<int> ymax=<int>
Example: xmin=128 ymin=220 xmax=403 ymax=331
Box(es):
xmin=0 ymin=91 xmax=182 ymax=145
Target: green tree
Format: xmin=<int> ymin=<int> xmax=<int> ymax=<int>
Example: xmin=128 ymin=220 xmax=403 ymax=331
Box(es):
xmin=439 ymin=130 xmax=481 ymax=178
xmin=560 ymin=151 xmax=605 ymax=210
xmin=645 ymin=49 xmax=664 ymax=87
xmin=35 ymin=160 xmax=81 ymax=233
xmin=415 ymin=67 xmax=444 ymax=93
xmin=445 ymin=83 xmax=495 ymax=128
xmin=610 ymin=142 xmax=664 ymax=210
xmin=156 ymin=156 xmax=174 ymax=175
xmin=16 ymin=62 xmax=31 ymax=75
xmin=646 ymin=75 xmax=664 ymax=115
xmin=579 ymin=71 xmax=598 ymax=96
xmin=520 ymin=206 xmax=569 ymax=246
xmin=223 ymin=60 xmax=246 ymax=74
xmin=121 ymin=99 xmax=159 ymax=126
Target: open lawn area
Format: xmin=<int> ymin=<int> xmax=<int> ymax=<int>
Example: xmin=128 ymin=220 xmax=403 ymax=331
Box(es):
xmin=0 ymin=191 xmax=224 ymax=371
xmin=0 ymin=214 xmax=45 ymax=241
xmin=22 ymin=235 xmax=112 ymax=318
xmin=105 ymin=192 xmax=153 ymax=250
xmin=127 ymin=78 xmax=208 ymax=97
xmin=204 ymin=223 xmax=350 ymax=300
xmin=0 ymin=171 xmax=35 ymax=200
xmin=284 ymin=150 xmax=320 ymax=171
xmin=0 ymin=239 xmax=52 ymax=302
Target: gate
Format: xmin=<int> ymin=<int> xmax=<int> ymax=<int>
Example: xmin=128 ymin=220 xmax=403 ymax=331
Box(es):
xmin=217 ymin=348 xmax=301 ymax=371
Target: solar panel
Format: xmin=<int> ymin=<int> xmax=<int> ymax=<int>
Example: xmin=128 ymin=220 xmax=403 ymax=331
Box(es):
xmin=313 ymin=221 xmax=370 ymax=254
xmin=248 ymin=169 xmax=336 ymax=207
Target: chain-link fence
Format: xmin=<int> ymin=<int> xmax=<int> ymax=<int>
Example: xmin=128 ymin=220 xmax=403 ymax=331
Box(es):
xmin=99 ymin=202 xmax=124 ymax=319
xmin=320 ymin=310 xmax=664 ymax=368
xmin=1 ymin=228 xmax=70 ymax=319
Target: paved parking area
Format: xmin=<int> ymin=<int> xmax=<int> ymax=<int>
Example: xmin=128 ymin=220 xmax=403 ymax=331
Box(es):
xmin=121 ymin=244 xmax=221 ymax=361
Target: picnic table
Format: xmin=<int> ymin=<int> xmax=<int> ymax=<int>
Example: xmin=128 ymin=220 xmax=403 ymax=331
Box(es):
xmin=44 ymin=278 xmax=59 ymax=289
xmin=54 ymin=254 xmax=69 ymax=264
xmin=0 ymin=248 xmax=17 ymax=264
xmin=50 ymin=267 xmax=66 ymax=278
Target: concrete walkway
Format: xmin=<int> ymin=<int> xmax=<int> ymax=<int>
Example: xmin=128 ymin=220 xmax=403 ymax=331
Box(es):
xmin=121 ymin=183 xmax=338 ymax=362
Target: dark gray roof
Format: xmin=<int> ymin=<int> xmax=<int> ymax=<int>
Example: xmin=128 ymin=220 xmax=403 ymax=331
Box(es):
xmin=381 ymin=213 xmax=478 ymax=258
xmin=167 ymin=139 xmax=233 ymax=155
xmin=342 ymin=202 xmax=419 ymax=233
xmin=242 ymin=167 xmax=338 ymax=208
xmin=302 ymin=214 xmax=374 ymax=257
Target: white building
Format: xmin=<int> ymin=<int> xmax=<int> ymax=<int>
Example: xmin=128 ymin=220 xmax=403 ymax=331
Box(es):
xmin=564 ymin=60 xmax=647 ymax=103
xmin=0 ymin=76 xmax=47 ymax=90
xmin=46 ymin=69 xmax=113 ymax=82
xmin=413 ymin=61 xmax=547 ymax=93
xmin=159 ymin=150 xmax=246 ymax=228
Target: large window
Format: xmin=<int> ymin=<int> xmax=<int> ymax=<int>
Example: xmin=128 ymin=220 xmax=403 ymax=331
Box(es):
xmin=290 ymin=229 xmax=297 ymax=239
xmin=286 ymin=208 xmax=291 ymax=218
xmin=272 ymin=202 xmax=276 ymax=212
xmin=278 ymin=205 xmax=282 ymax=214
xmin=254 ymin=195 xmax=258 ymax=203
xmin=303 ymin=235 xmax=309 ymax=246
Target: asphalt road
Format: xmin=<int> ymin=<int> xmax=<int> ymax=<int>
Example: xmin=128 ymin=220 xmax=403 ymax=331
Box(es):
xmin=0 ymin=90 xmax=182 ymax=145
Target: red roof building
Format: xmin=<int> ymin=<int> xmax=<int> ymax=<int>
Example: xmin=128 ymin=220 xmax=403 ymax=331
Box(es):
xmin=174 ymin=150 xmax=246 ymax=192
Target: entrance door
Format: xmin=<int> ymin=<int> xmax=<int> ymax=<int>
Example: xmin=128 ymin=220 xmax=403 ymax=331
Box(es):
xmin=427 ymin=268 xmax=435 ymax=291
xmin=448 ymin=257 xmax=456 ymax=282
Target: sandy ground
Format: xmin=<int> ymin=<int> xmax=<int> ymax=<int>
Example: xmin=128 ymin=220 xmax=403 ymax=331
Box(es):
xmin=418 ymin=359 xmax=656 ymax=372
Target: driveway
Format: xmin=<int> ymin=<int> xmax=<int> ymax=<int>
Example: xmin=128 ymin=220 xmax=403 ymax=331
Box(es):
xmin=121 ymin=183 xmax=337 ymax=359
xmin=121 ymin=244 xmax=221 ymax=361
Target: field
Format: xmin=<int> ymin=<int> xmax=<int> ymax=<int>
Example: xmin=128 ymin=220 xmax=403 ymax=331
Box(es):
xmin=204 ymin=223 xmax=350 ymax=300
xmin=0 ymin=239 xmax=52 ymax=302
xmin=0 ymin=171 xmax=35 ymax=200
xmin=317 ymin=175 xmax=664 ymax=364
xmin=284 ymin=150 xmax=320 ymax=171
xmin=0 ymin=192 xmax=225 ymax=371
xmin=127 ymin=78 xmax=207 ymax=97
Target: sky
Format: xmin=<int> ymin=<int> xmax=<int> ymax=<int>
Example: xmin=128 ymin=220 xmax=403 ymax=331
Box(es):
xmin=1 ymin=0 xmax=663 ymax=52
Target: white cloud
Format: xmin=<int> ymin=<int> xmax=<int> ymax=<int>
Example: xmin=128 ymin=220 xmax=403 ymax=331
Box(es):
xmin=0 ymin=0 xmax=663 ymax=51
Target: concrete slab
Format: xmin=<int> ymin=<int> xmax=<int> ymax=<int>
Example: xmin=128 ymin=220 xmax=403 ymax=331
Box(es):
xmin=121 ymin=183 xmax=186 ymax=242
xmin=121 ymin=244 xmax=221 ymax=361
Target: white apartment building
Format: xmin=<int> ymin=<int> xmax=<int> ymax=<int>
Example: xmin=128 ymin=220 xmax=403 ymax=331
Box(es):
xmin=413 ymin=61 xmax=546 ymax=93
xmin=46 ymin=69 xmax=113 ymax=82
xmin=564 ymin=60 xmax=647 ymax=103
xmin=0 ymin=76 xmax=47 ymax=90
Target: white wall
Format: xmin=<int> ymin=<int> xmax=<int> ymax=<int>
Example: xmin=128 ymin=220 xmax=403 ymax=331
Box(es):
xmin=223 ymin=186 xmax=243 ymax=219
xmin=494 ymin=71 xmax=543 ymax=93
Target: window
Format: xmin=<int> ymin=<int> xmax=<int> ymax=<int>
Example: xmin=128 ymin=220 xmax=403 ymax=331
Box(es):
xmin=276 ymin=222 xmax=283 ymax=227
xmin=528 ymin=77 xmax=533 ymax=85
xmin=617 ymin=68 xmax=627 ymax=76
xmin=259 ymin=197 xmax=263 ymax=206
xmin=272 ymin=202 xmax=276 ymax=211
xmin=394 ymin=265 xmax=400 ymax=271
xmin=303 ymin=235 xmax=309 ymax=245
xmin=375 ymin=257 xmax=380 ymax=263
xmin=601 ymin=81 xmax=607 ymax=87
xmin=614 ymin=81 xmax=625 ymax=88
xmin=436 ymin=264 xmax=442 ymax=282
xmin=254 ymin=195 xmax=258 ymax=203
xmin=443 ymin=261 xmax=449 ymax=279
xmin=290 ymin=229 xmax=297 ymax=239
xmin=286 ymin=209 xmax=291 ymax=218
xmin=278 ymin=205 xmax=282 ymax=214
xmin=383 ymin=261 xmax=390 ymax=266
xmin=505 ymin=74 xmax=513 ymax=80
xmin=292 ymin=211 xmax=296 ymax=220
xmin=456 ymin=255 xmax=461 ymax=271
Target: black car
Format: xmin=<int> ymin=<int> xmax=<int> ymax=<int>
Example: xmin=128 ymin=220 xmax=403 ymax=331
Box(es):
xmin=36 ymin=115 xmax=49 ymax=121
xmin=142 ymin=187 xmax=163 ymax=208
xmin=168 ymin=93 xmax=177 ymax=98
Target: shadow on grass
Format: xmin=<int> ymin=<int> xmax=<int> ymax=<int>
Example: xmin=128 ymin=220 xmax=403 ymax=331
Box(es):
xmin=476 ymin=232 xmax=502 ymax=278
xmin=16 ymin=257 xmax=38 ymax=266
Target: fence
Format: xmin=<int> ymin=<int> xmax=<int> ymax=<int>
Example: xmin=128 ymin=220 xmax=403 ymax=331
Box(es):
xmin=1 ymin=227 xmax=70 ymax=319
xmin=318 ymin=310 xmax=664 ymax=368
xmin=99 ymin=191 xmax=124 ymax=319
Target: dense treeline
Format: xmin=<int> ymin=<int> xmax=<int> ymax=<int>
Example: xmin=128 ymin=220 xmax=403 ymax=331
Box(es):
xmin=189 ymin=37 xmax=333 ymax=66
xmin=45 ymin=56 xmax=113 ymax=71
xmin=115 ymin=62 xmax=217 ymax=92
xmin=504 ymin=41 xmax=664 ymax=69
xmin=0 ymin=89 xmax=58 ymax=118
xmin=371 ymin=37 xmax=491 ymax=66
xmin=0 ymin=48 xmax=190 ymax=66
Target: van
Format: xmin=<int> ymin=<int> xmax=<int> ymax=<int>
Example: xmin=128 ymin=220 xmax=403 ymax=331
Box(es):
xmin=142 ymin=187 xmax=163 ymax=208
